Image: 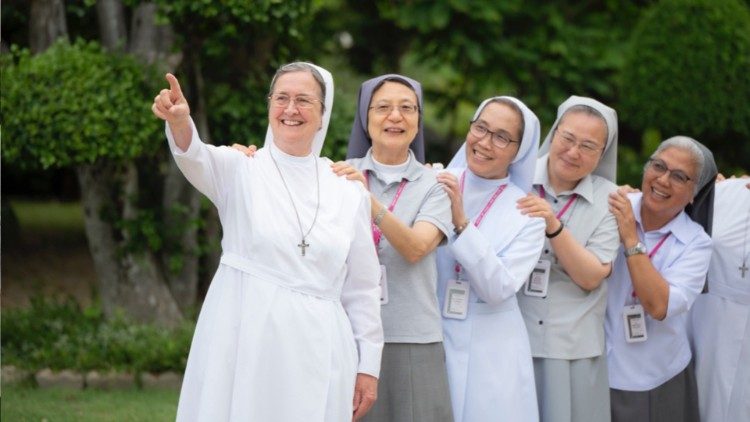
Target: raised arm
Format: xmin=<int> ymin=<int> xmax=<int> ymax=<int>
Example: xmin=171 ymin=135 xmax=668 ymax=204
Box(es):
xmin=517 ymin=193 xmax=615 ymax=290
xmin=332 ymin=161 xmax=448 ymax=264
xmin=152 ymin=73 xmax=192 ymax=151
xmin=438 ymin=172 xmax=546 ymax=304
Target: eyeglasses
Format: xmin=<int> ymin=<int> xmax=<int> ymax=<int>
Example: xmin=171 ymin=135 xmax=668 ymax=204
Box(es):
xmin=646 ymin=158 xmax=693 ymax=185
xmin=268 ymin=93 xmax=321 ymax=109
xmin=368 ymin=103 xmax=419 ymax=116
xmin=469 ymin=122 xmax=519 ymax=149
xmin=554 ymin=129 xmax=603 ymax=156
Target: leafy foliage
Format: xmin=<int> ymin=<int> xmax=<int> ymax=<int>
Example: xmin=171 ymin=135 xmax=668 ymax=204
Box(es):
xmin=1 ymin=297 xmax=194 ymax=373
xmin=1 ymin=39 xmax=162 ymax=170
xmin=620 ymin=0 xmax=750 ymax=169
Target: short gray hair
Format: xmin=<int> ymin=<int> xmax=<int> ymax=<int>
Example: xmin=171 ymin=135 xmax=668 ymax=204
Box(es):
xmin=268 ymin=62 xmax=326 ymax=112
xmin=559 ymin=104 xmax=609 ymax=145
xmin=648 ymin=136 xmax=705 ymax=196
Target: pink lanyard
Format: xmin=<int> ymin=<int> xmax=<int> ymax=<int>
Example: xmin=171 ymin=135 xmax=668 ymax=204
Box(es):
xmin=454 ymin=171 xmax=508 ymax=276
xmin=366 ymin=170 xmax=408 ymax=248
xmin=538 ymin=186 xmax=578 ymax=219
xmin=631 ymin=232 xmax=672 ymax=301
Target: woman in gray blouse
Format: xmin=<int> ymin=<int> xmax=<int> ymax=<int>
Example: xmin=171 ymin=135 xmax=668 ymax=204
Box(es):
xmin=332 ymin=74 xmax=454 ymax=421
xmin=516 ymin=96 xmax=620 ymax=422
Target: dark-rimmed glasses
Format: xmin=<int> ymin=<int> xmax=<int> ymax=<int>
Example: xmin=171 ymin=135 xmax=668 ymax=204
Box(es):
xmin=469 ymin=122 xmax=519 ymax=149
xmin=646 ymin=158 xmax=693 ymax=185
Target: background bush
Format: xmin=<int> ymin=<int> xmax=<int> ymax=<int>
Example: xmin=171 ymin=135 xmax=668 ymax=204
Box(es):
xmin=619 ymin=0 xmax=750 ymax=173
xmin=1 ymin=297 xmax=194 ymax=374
xmin=1 ymin=39 xmax=162 ymax=170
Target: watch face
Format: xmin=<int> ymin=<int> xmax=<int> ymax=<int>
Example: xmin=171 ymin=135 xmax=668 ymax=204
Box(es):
xmin=626 ymin=242 xmax=647 ymax=257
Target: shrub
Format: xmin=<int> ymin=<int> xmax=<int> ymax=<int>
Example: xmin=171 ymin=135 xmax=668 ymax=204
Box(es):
xmin=1 ymin=297 xmax=193 ymax=374
xmin=619 ymin=0 xmax=750 ymax=169
xmin=0 ymin=39 xmax=161 ymax=170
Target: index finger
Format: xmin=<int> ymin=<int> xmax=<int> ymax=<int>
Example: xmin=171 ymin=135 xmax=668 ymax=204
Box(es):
xmin=165 ymin=73 xmax=183 ymax=99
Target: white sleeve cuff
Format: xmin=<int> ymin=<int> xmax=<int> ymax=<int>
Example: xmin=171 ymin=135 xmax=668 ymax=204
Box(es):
xmin=357 ymin=341 xmax=383 ymax=378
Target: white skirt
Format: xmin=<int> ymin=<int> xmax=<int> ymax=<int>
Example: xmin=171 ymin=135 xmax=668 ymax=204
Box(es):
xmin=176 ymin=264 xmax=358 ymax=421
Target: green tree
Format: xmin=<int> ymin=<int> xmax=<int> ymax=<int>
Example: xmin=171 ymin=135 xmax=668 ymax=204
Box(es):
xmin=1 ymin=39 xmax=186 ymax=327
xmin=620 ymin=0 xmax=750 ymax=172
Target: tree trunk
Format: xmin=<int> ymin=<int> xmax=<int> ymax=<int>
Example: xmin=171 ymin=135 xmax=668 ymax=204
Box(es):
xmin=76 ymin=163 xmax=124 ymax=320
xmin=29 ymin=0 xmax=68 ymax=54
xmin=127 ymin=2 xmax=200 ymax=311
xmin=129 ymin=2 xmax=181 ymax=69
xmin=96 ymin=0 xmax=127 ymax=51
xmin=120 ymin=162 xmax=183 ymax=327
xmin=185 ymin=42 xmax=222 ymax=291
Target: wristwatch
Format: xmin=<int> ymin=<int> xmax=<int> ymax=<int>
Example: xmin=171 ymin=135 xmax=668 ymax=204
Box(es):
xmin=624 ymin=242 xmax=647 ymax=257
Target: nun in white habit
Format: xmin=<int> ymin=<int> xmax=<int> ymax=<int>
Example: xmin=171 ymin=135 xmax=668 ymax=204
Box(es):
xmin=690 ymin=177 xmax=750 ymax=422
xmin=437 ymin=96 xmax=545 ymax=421
xmin=152 ymin=62 xmax=383 ymax=421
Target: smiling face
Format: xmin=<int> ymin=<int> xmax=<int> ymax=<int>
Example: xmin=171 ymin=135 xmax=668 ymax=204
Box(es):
xmin=268 ymin=71 xmax=323 ymax=155
xmin=547 ymin=111 xmax=608 ymax=191
xmin=465 ymin=101 xmax=522 ymax=180
xmin=640 ymin=146 xmax=698 ymax=223
xmin=367 ymin=81 xmax=419 ymax=161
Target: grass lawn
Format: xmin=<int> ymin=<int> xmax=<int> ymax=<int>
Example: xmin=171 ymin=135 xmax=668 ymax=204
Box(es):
xmin=1 ymin=385 xmax=179 ymax=421
xmin=10 ymin=200 xmax=86 ymax=234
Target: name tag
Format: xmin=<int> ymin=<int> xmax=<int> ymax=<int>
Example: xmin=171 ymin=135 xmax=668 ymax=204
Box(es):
xmin=623 ymin=304 xmax=648 ymax=343
xmin=442 ymin=279 xmax=469 ymax=320
xmin=379 ymin=265 xmax=388 ymax=305
xmin=523 ymin=260 xmax=551 ymax=297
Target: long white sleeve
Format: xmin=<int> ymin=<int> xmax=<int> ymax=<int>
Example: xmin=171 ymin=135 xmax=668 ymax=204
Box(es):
xmin=340 ymin=190 xmax=384 ymax=377
xmin=165 ymin=118 xmax=243 ymax=208
xmin=450 ymin=215 xmax=545 ymax=305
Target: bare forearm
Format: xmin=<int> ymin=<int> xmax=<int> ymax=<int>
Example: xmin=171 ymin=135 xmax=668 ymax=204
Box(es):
xmin=625 ymin=255 xmax=670 ymax=320
xmin=371 ymin=197 xmax=442 ymax=263
xmin=167 ymin=117 xmax=193 ymax=152
xmin=552 ymin=229 xmax=611 ymax=290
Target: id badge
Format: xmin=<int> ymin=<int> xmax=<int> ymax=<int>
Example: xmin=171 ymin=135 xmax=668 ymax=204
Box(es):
xmin=623 ymin=304 xmax=648 ymax=343
xmin=379 ymin=265 xmax=388 ymax=305
xmin=442 ymin=279 xmax=469 ymax=320
xmin=523 ymin=260 xmax=551 ymax=297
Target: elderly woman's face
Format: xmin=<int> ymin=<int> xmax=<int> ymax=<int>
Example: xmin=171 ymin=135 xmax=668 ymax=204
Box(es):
xmin=641 ymin=146 xmax=698 ymax=220
xmin=548 ymin=111 xmax=607 ymax=187
xmin=465 ymin=102 xmax=522 ymax=179
xmin=367 ymin=81 xmax=419 ymax=153
xmin=268 ymin=71 xmax=323 ymax=149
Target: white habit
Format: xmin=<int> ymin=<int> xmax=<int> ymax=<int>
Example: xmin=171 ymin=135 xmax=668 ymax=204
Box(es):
xmin=438 ymin=169 xmax=545 ymax=422
xmin=690 ymin=178 xmax=750 ymax=422
xmin=168 ymin=121 xmax=383 ymax=421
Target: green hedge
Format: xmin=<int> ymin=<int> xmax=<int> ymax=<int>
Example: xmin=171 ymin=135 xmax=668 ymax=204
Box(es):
xmin=1 ymin=39 xmax=161 ymax=170
xmin=620 ymin=0 xmax=750 ymax=139
xmin=1 ymin=297 xmax=194 ymax=374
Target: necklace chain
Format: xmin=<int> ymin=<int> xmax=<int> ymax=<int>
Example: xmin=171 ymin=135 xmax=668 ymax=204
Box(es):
xmin=269 ymin=147 xmax=320 ymax=256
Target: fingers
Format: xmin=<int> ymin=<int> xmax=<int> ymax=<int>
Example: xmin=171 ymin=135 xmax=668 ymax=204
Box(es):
xmin=165 ymin=73 xmax=184 ymax=102
xmin=330 ymin=161 xmax=351 ymax=174
xmin=151 ymin=103 xmax=168 ymax=121
xmin=618 ymin=184 xmax=640 ymax=194
xmin=352 ymin=392 xmax=376 ymax=421
xmin=352 ymin=388 xmax=362 ymax=413
xmin=230 ymin=143 xmax=257 ymax=157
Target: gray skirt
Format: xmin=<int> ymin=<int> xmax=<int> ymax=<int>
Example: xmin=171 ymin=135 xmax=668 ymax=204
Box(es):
xmin=533 ymin=356 xmax=611 ymax=422
xmin=362 ymin=342 xmax=454 ymax=422
xmin=610 ymin=362 xmax=699 ymax=422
